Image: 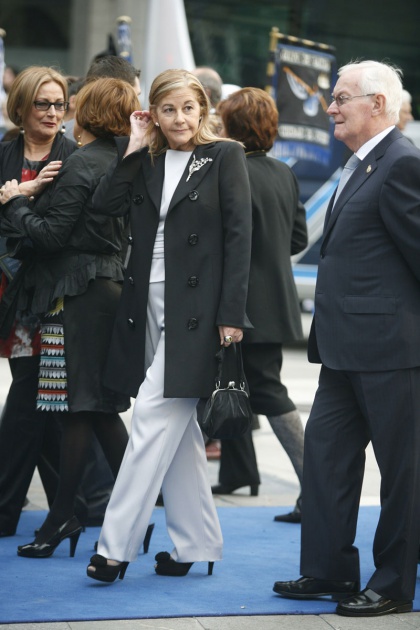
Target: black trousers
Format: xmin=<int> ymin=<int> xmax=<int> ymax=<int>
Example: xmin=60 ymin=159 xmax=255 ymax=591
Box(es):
xmin=301 ymin=365 xmax=420 ymax=601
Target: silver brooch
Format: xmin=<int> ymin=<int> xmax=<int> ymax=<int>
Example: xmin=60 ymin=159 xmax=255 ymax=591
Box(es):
xmin=186 ymin=154 xmax=213 ymax=182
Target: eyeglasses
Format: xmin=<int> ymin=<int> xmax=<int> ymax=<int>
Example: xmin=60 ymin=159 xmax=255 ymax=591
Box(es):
xmin=33 ymin=101 xmax=69 ymax=112
xmin=330 ymin=93 xmax=376 ymax=107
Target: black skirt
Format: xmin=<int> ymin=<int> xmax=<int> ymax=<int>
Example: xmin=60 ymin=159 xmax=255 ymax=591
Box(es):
xmin=241 ymin=342 xmax=296 ymax=416
xmin=37 ymin=278 xmax=130 ymax=414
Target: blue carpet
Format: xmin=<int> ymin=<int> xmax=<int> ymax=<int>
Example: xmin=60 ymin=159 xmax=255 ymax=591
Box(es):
xmin=0 ymin=506 xmax=418 ymax=623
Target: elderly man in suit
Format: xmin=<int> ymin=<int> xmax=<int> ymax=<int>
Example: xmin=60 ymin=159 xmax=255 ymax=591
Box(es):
xmin=273 ymin=59 xmax=420 ymax=617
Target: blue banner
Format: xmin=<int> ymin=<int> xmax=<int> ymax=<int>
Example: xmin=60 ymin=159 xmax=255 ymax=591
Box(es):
xmin=268 ymin=41 xmax=337 ymax=167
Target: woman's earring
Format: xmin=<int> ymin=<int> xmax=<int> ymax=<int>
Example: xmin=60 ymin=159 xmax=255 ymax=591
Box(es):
xmin=77 ymin=134 xmax=83 ymax=147
xmin=19 ymin=126 xmax=25 ymax=135
xmin=60 ymin=123 xmax=66 ymax=135
xmin=155 ymin=122 xmax=160 ymax=127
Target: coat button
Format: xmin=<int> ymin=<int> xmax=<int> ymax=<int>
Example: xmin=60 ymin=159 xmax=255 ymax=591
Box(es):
xmin=188 ymin=275 xmax=199 ymax=287
xmin=188 ymin=233 xmax=198 ymax=245
xmin=187 ymin=317 xmax=198 ymax=330
xmin=127 ymin=318 xmax=135 ymax=328
xmin=128 ymin=276 xmax=134 ymax=285
xmin=133 ymin=194 xmax=144 ymax=205
xmin=188 ymin=190 xmax=199 ymax=201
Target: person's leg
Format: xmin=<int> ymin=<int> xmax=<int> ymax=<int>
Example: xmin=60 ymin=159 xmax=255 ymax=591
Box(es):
xmin=162 ymin=409 xmax=223 ymax=562
xmin=267 ymin=410 xmax=304 ymax=486
xmin=0 ymin=356 xmax=47 ymax=535
xmin=300 ymin=366 xmax=369 ymax=583
xmin=97 ymin=328 xmax=199 ymax=562
xmin=216 ymin=429 xmax=260 ymax=492
xmin=357 ymin=368 xmax=420 ymax=601
xmin=32 ymin=411 xmax=94 ymax=542
xmin=244 ymin=343 xmax=304 ymax=516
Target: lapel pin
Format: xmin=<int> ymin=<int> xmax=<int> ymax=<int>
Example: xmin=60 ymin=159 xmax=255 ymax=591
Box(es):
xmin=366 ymin=165 xmax=372 ymax=173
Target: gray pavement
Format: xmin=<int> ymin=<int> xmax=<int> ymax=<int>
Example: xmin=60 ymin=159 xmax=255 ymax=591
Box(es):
xmin=1 ymin=315 xmax=418 ymax=629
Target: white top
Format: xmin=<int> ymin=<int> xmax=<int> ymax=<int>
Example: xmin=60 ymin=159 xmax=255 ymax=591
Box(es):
xmin=150 ymin=149 xmax=192 ymax=283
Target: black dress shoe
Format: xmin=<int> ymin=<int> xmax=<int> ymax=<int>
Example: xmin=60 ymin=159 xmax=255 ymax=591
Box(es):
xmin=275 ymin=494 xmax=302 ymax=523
xmin=211 ymin=483 xmax=259 ymax=496
xmin=273 ymin=576 xmax=360 ymax=601
xmin=274 ymin=505 xmax=301 ymax=523
xmin=336 ymin=588 xmax=412 ymax=617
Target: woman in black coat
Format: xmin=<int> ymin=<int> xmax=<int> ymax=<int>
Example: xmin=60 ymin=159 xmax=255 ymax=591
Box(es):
xmin=86 ymin=69 xmax=252 ymax=583
xmin=0 ymin=78 xmax=142 ymax=558
xmin=212 ymin=87 xmax=308 ymax=523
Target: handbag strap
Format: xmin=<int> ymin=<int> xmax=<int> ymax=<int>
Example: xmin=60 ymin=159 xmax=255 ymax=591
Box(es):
xmin=214 ymin=343 xmax=246 ymax=390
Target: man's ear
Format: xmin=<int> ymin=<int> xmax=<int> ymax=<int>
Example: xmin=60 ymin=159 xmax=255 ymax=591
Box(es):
xmin=372 ymin=93 xmax=386 ymax=117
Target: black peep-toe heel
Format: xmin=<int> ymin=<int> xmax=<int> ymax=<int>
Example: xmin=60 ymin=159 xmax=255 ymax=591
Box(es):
xmin=154 ymin=551 xmax=214 ymax=576
xmin=87 ymin=554 xmax=129 ymax=582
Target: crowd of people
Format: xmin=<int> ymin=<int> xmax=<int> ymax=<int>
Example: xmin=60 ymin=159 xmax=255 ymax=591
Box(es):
xmin=0 ymin=53 xmax=419 ymax=619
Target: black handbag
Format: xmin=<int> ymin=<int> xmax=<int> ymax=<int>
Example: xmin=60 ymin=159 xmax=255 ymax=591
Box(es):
xmin=199 ymin=344 xmax=253 ymax=440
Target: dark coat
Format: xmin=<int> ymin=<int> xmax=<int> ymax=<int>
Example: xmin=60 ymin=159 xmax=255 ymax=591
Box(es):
xmin=308 ymin=128 xmax=420 ymax=370
xmin=243 ymin=151 xmax=307 ymax=344
xmin=92 ymin=139 xmax=253 ymax=399
xmin=0 ymin=132 xmax=77 ymax=336
xmin=0 ymin=132 xmax=77 ymax=185
xmin=2 ymin=138 xmax=126 ymax=314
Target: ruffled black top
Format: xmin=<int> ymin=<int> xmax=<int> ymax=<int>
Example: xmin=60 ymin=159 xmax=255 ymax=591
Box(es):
xmin=0 ymin=137 xmax=126 ymax=315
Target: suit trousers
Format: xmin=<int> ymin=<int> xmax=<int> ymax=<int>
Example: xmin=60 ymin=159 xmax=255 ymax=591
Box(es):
xmin=301 ymin=365 xmax=420 ymax=601
xmin=97 ymin=281 xmax=223 ymax=563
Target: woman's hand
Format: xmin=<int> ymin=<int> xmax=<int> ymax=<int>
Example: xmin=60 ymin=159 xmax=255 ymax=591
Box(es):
xmin=18 ymin=161 xmax=63 ymax=198
xmin=0 ymin=179 xmax=21 ymax=204
xmin=218 ymin=326 xmax=243 ymax=347
xmin=124 ymin=110 xmax=155 ymax=157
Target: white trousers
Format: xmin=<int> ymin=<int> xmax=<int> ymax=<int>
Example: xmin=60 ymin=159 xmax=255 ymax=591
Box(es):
xmin=97 ymin=281 xmax=223 ymax=563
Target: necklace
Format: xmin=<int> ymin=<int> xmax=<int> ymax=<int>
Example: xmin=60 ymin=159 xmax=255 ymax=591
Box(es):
xmin=245 ymin=150 xmax=266 ymax=157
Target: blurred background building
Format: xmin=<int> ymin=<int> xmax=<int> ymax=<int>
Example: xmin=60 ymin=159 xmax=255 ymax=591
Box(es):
xmin=0 ymin=0 xmax=418 ymax=116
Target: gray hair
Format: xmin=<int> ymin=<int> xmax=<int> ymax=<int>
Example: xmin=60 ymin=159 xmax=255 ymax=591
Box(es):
xmin=338 ymin=60 xmax=403 ymax=124
xmin=401 ymin=89 xmax=412 ymax=104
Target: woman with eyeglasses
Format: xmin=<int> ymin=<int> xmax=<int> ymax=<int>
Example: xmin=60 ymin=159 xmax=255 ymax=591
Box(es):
xmin=0 ymin=78 xmax=150 ymax=559
xmin=0 ymin=66 xmax=77 ymax=539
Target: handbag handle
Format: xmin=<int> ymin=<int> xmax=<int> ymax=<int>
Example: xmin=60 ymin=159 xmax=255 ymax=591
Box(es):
xmin=214 ymin=344 xmax=246 ymax=390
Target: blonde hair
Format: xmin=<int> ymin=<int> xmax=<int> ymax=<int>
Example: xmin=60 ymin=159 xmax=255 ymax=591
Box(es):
xmin=75 ymin=78 xmax=140 ymax=139
xmin=144 ymin=69 xmax=231 ymax=157
xmin=7 ymin=66 xmax=68 ymax=126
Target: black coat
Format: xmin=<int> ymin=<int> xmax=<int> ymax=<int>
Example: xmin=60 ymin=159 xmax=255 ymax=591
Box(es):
xmin=243 ymin=151 xmax=307 ymax=344
xmin=0 ymin=132 xmax=77 ymax=185
xmin=1 ymin=138 xmax=126 ymax=314
xmin=92 ymin=139 xmax=253 ymax=399
xmin=0 ymin=133 xmax=77 ymax=336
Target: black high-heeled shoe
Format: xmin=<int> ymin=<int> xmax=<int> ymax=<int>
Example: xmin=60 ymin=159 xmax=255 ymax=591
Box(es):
xmin=211 ymin=483 xmax=259 ymax=497
xmin=154 ymin=551 xmax=214 ymax=576
xmin=93 ymin=522 xmax=155 ymax=554
xmin=87 ymin=554 xmax=129 ymax=583
xmin=17 ymin=516 xmax=83 ymax=558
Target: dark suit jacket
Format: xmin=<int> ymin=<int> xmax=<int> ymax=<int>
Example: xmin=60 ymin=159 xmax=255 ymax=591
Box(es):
xmin=91 ymin=139 xmax=252 ymax=399
xmin=243 ymin=151 xmax=307 ymax=344
xmin=308 ymin=128 xmax=420 ymax=371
